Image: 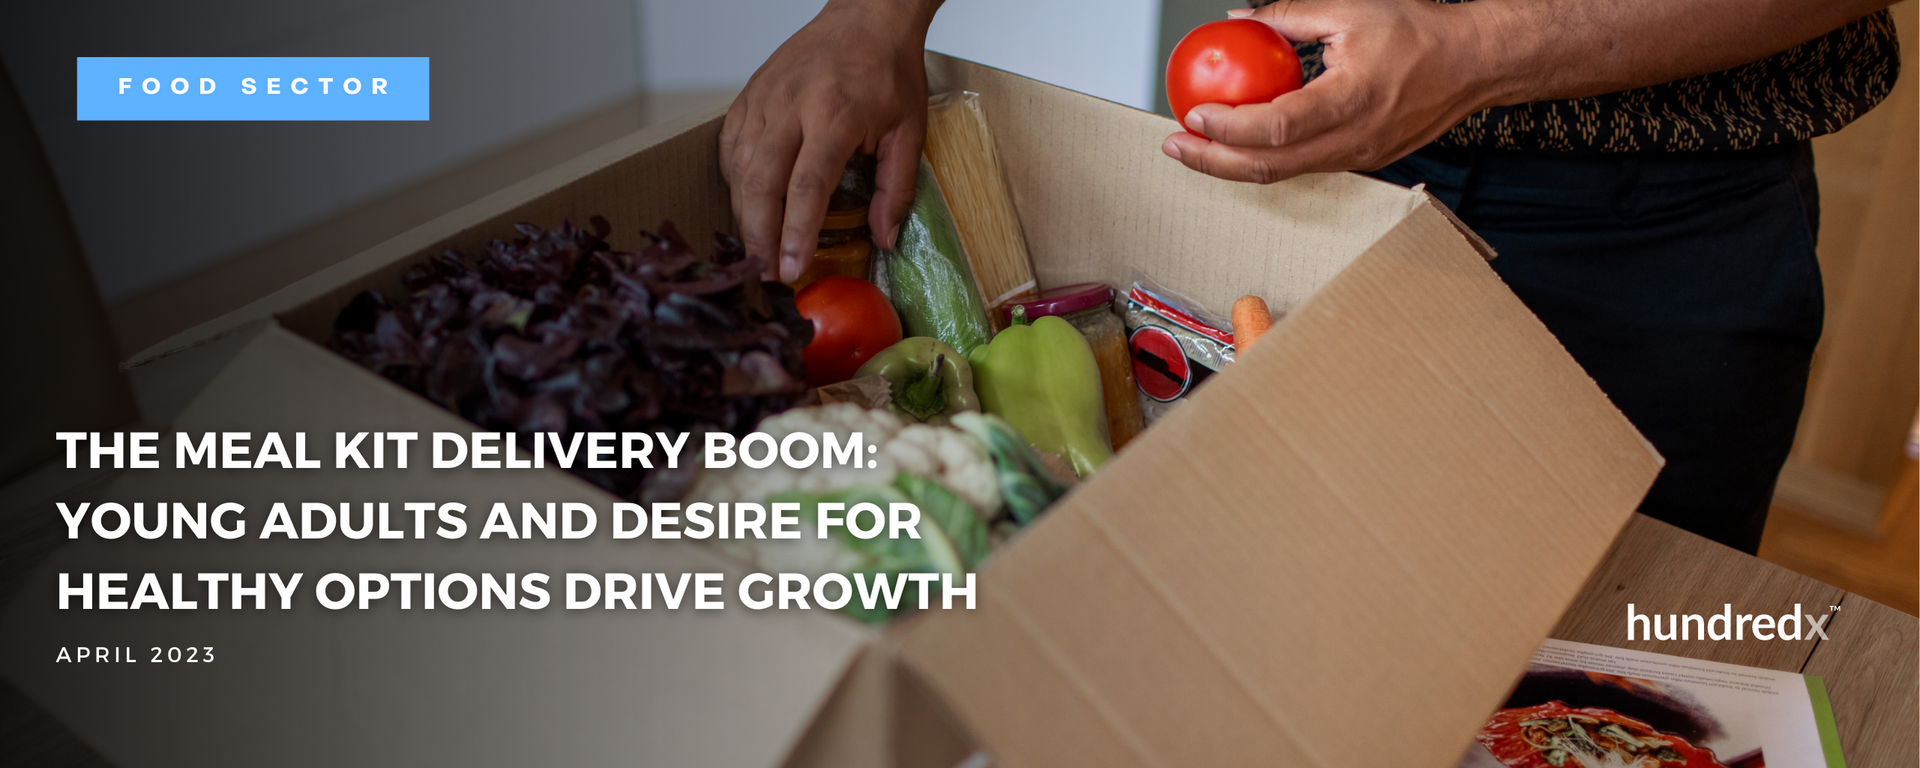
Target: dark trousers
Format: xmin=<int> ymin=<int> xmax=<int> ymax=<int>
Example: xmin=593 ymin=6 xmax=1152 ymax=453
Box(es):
xmin=1366 ymin=142 xmax=1824 ymax=554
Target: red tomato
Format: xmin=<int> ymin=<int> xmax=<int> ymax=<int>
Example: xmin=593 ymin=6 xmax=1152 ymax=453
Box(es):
xmin=1165 ymin=19 xmax=1303 ymax=139
xmin=796 ymin=275 xmax=903 ymax=387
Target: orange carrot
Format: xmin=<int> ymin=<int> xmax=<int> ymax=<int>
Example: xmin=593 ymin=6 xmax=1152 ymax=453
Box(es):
xmin=1232 ymin=295 xmax=1273 ymax=355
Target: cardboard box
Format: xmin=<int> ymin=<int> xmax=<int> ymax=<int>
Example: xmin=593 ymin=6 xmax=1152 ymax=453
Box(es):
xmin=3 ymin=54 xmax=1661 ymax=768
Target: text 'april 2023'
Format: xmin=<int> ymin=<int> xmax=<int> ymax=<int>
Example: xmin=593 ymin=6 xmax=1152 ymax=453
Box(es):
xmin=75 ymin=57 xmax=428 ymax=120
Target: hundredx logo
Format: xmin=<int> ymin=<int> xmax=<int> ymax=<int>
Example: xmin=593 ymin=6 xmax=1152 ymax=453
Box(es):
xmin=1625 ymin=603 xmax=1835 ymax=641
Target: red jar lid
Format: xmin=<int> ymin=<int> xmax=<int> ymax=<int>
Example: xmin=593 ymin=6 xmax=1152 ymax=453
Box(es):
xmin=1001 ymin=282 xmax=1114 ymax=324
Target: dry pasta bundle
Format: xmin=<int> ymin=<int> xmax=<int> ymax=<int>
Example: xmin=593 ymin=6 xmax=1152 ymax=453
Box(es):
xmin=923 ymin=91 xmax=1039 ymax=330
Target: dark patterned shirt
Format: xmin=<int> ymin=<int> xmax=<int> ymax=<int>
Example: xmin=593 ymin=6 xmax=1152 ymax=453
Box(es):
xmin=1277 ymin=3 xmax=1900 ymax=152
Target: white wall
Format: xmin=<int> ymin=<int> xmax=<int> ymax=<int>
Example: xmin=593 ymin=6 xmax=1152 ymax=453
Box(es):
xmin=637 ymin=0 xmax=1162 ymax=110
xmin=927 ymin=0 xmax=1161 ymax=111
xmin=638 ymin=0 xmax=829 ymax=91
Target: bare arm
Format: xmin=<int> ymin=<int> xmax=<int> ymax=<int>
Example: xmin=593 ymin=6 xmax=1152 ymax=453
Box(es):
xmin=720 ymin=0 xmax=943 ymax=282
xmin=1165 ymin=0 xmax=1896 ymax=183
xmin=1479 ymin=0 xmax=1892 ymax=101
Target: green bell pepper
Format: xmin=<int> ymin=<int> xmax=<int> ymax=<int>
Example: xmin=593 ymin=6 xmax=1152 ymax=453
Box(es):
xmin=968 ymin=305 xmax=1112 ymax=478
xmin=854 ymin=337 xmax=981 ymax=426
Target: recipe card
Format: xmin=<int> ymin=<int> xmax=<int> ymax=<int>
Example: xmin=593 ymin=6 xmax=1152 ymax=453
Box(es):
xmin=1456 ymin=639 xmax=1843 ymax=768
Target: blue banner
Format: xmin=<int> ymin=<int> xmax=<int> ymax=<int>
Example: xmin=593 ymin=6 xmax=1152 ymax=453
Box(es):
xmin=76 ymin=57 xmax=429 ymax=121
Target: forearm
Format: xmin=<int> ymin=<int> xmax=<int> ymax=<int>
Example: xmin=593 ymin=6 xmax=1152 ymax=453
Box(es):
xmin=1467 ymin=0 xmax=1895 ymax=106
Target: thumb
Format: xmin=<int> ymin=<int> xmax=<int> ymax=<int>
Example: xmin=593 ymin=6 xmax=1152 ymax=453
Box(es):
xmin=870 ymin=123 xmax=924 ymax=250
xmin=1232 ymin=0 xmax=1342 ymax=43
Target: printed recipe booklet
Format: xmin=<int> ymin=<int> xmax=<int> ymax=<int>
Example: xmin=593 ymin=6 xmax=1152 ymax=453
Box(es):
xmin=1456 ymin=639 xmax=1844 ymax=768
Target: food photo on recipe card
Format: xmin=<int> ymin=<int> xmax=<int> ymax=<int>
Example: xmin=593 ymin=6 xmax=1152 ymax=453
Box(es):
xmin=1458 ymin=640 xmax=1842 ymax=768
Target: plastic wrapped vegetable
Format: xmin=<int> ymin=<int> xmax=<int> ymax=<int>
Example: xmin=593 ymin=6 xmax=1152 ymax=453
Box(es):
xmin=882 ymin=157 xmax=994 ymax=356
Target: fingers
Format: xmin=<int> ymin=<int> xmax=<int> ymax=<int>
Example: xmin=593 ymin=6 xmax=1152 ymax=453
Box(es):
xmin=1185 ymin=71 xmax=1360 ymax=149
xmin=1162 ymin=131 xmax=1304 ymax=183
xmin=729 ymin=118 xmax=802 ymax=277
xmin=869 ymin=121 xmax=924 ymax=251
xmin=723 ymin=103 xmax=917 ymax=280
xmin=1245 ymin=0 xmax=1344 ymax=42
xmin=1162 ymin=128 xmax=1358 ymax=184
xmin=720 ymin=103 xmax=769 ymax=278
xmin=719 ymin=102 xmax=742 ymax=175
xmin=778 ymin=132 xmax=860 ymax=282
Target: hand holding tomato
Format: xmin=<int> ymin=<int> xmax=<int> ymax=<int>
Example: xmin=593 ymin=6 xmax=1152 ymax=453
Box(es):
xmin=1165 ymin=19 xmax=1303 ymax=140
xmin=796 ymin=276 xmax=903 ymax=387
xmin=1161 ymin=0 xmax=1502 ymax=184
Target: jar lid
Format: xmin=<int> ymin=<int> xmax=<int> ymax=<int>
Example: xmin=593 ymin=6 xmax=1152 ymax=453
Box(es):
xmin=1002 ymin=282 xmax=1114 ymax=322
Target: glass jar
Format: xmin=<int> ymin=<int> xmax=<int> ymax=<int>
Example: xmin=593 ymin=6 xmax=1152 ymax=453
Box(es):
xmin=1004 ymin=283 xmax=1145 ymax=452
xmin=789 ymin=191 xmax=872 ymax=291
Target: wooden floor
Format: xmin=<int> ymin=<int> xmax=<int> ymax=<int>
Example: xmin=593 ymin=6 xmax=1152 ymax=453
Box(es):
xmin=1760 ymin=459 xmax=1919 ymax=616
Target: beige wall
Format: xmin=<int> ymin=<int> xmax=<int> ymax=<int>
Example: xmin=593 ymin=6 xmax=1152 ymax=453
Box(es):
xmin=1777 ymin=1 xmax=1920 ymax=531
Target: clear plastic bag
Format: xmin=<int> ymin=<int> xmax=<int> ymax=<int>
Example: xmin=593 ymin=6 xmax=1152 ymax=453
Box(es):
xmin=1121 ymin=274 xmax=1236 ymax=426
xmin=881 ymin=156 xmax=994 ymax=357
xmin=925 ymin=91 xmax=1039 ymax=327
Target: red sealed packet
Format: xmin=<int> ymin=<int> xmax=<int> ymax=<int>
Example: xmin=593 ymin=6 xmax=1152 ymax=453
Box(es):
xmin=1477 ymin=702 xmax=1729 ymax=768
xmin=1121 ymin=279 xmax=1238 ymax=426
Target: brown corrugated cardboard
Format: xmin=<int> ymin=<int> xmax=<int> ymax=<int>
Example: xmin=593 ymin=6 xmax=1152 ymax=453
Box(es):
xmin=6 ymin=54 xmax=1660 ymax=768
xmin=894 ymin=201 xmax=1660 ymax=768
xmin=782 ymin=645 xmax=975 ymax=768
xmin=783 ymin=646 xmax=896 ymax=768
xmin=922 ymin=55 xmax=1424 ymax=315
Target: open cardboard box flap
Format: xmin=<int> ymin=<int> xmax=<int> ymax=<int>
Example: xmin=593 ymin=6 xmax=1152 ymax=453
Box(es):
xmin=889 ymin=57 xmax=1659 ymax=768
xmin=17 ymin=54 xmax=1660 ymax=768
xmin=892 ymin=176 xmax=1662 ymax=768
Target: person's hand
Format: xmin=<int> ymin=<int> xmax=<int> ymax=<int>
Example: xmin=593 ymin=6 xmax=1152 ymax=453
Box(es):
xmin=720 ymin=0 xmax=939 ymax=282
xmin=1161 ymin=0 xmax=1504 ymax=184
